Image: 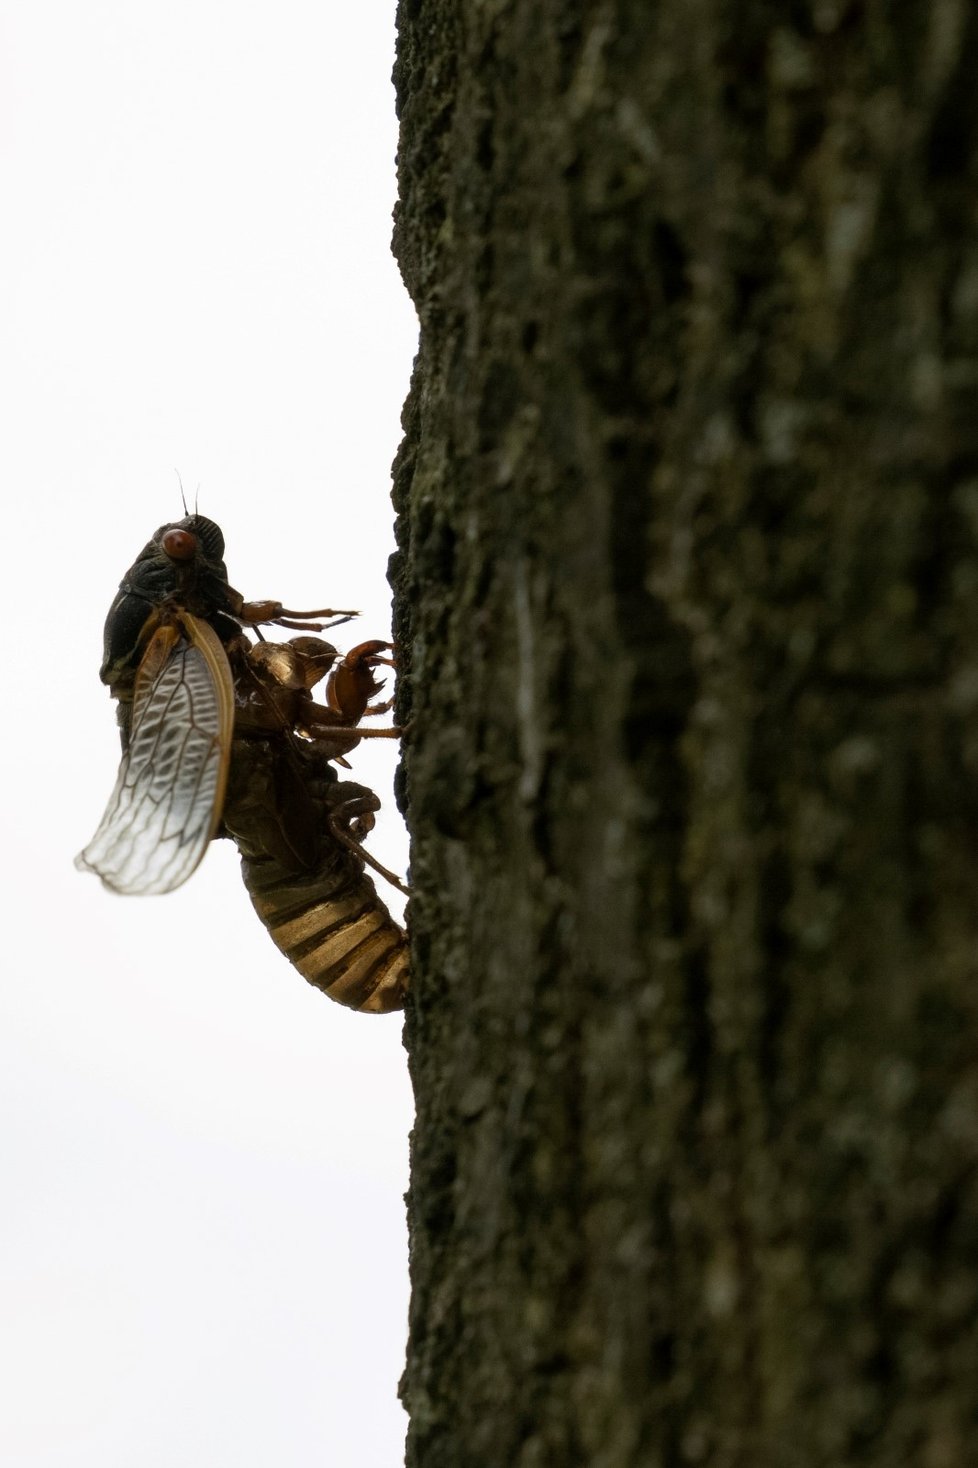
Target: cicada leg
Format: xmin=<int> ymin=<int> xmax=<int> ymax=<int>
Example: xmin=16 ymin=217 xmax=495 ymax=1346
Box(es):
xmin=232 ymin=594 xmax=360 ymax=634
xmin=326 ymin=786 xmax=411 ymax=897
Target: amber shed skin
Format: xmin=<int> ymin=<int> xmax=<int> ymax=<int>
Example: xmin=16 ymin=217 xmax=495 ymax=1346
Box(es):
xmin=224 ymin=636 xmax=408 ymax=1013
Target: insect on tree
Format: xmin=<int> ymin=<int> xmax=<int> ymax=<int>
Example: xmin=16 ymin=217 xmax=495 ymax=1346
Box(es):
xmin=76 ymin=515 xmax=409 ymax=1013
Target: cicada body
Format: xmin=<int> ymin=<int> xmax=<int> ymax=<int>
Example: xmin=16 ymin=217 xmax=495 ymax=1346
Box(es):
xmin=76 ymin=515 xmax=408 ymax=1013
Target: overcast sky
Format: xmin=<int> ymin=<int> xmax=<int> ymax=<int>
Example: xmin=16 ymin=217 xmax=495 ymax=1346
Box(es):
xmin=1 ymin=5 xmax=418 ymax=1463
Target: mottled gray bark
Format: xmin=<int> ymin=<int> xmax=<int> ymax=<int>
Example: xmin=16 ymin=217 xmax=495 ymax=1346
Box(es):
xmin=390 ymin=4 xmax=978 ymax=1465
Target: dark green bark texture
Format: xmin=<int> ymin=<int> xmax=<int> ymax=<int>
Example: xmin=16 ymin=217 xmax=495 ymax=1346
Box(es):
xmin=389 ymin=3 xmax=978 ymax=1465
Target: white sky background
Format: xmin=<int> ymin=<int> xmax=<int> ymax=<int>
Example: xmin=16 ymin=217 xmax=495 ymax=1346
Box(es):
xmin=1 ymin=5 xmax=418 ymax=1464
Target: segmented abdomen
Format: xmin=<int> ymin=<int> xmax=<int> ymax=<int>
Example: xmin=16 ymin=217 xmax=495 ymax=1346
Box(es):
xmin=239 ymin=847 xmax=408 ymax=1012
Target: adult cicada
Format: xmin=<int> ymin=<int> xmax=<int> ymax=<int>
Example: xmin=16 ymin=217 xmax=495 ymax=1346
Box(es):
xmin=76 ymin=515 xmax=408 ymax=1013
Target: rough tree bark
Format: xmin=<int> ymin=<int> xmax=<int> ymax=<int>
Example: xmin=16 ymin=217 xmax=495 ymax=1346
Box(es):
xmin=389 ymin=3 xmax=978 ymax=1465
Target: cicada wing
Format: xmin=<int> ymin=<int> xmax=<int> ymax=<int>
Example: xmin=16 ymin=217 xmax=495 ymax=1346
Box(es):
xmin=75 ymin=614 xmax=234 ymax=894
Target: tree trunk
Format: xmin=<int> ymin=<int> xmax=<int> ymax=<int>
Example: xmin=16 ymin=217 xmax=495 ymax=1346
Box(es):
xmin=390 ymin=4 xmax=978 ymax=1465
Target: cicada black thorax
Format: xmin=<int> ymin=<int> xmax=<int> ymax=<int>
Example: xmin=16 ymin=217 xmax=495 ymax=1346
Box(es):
xmin=222 ymin=721 xmax=409 ymax=1014
xmin=100 ymin=515 xmax=242 ymax=747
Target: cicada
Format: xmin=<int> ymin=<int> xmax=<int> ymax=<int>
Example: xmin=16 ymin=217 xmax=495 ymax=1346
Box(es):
xmin=76 ymin=515 xmax=408 ymax=1013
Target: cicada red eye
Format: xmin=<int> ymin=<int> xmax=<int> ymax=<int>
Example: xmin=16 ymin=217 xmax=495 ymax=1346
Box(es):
xmin=162 ymin=527 xmax=197 ymax=561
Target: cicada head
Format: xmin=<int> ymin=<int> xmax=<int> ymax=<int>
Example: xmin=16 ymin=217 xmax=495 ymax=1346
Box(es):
xmin=130 ymin=513 xmax=230 ymax=609
xmin=100 ymin=515 xmax=236 ymax=693
xmin=178 ymin=514 xmax=226 ymax=564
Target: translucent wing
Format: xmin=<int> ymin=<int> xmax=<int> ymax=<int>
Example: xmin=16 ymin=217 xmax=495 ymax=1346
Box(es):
xmin=76 ymin=614 xmax=234 ymax=894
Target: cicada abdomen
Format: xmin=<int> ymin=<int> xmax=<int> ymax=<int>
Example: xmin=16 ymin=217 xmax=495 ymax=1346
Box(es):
xmin=223 ymin=669 xmax=409 ymax=1013
xmin=241 ymin=849 xmax=409 ymax=1013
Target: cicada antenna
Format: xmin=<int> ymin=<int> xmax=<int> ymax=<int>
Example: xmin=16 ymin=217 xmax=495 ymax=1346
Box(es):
xmin=175 ymin=470 xmax=189 ymax=517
